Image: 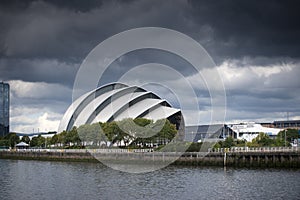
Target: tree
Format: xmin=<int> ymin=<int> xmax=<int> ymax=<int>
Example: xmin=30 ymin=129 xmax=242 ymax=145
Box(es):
xmin=245 ymin=133 xmax=275 ymax=147
xmin=65 ymin=127 xmax=80 ymax=146
xmin=77 ymin=124 xmax=89 ymax=145
xmin=30 ymin=135 xmax=45 ymax=147
xmin=103 ymin=121 xmax=123 ymax=146
xmin=77 ymin=123 xmax=107 ymax=147
xmin=93 ymin=123 xmax=108 ymax=146
xmin=254 ymin=133 xmax=273 ymax=146
xmin=45 ymin=137 xmax=51 ymax=148
xmin=158 ymin=119 xmax=177 ymax=143
xmin=30 ymin=136 xmax=39 ymax=147
xmin=133 ymin=118 xmax=152 ymax=127
xmin=21 ymin=135 xmax=30 ymax=144
xmin=37 ymin=135 xmax=46 ymax=147
xmin=58 ymin=131 xmax=67 ymax=146
xmin=235 ymin=139 xmax=246 ymax=147
xmin=52 ymin=118 xmax=178 ymax=149
xmin=0 ymin=139 xmax=9 ymax=147
xmin=277 ymin=129 xmax=299 ymax=144
xmin=50 ymin=134 xmax=59 ymax=145
xmin=222 ymin=136 xmax=234 ymax=148
xmin=4 ymin=133 xmax=20 ymax=148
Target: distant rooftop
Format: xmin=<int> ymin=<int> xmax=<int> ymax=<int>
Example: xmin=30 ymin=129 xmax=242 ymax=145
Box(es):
xmin=274 ymin=120 xmax=300 ymax=123
xmin=16 ymin=132 xmax=57 ymax=137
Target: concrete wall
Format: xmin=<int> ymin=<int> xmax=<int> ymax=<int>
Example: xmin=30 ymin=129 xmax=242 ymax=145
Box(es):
xmin=1 ymin=150 xmax=300 ymax=168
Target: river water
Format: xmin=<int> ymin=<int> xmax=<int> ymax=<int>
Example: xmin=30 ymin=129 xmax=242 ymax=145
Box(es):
xmin=0 ymin=159 xmax=299 ymax=200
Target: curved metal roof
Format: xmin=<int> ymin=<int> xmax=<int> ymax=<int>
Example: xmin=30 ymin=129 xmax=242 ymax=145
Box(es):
xmin=58 ymin=83 xmax=181 ymax=132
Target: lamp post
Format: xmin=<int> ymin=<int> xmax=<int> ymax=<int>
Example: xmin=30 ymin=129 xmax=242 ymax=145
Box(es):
xmin=285 ymin=129 xmax=287 ymax=148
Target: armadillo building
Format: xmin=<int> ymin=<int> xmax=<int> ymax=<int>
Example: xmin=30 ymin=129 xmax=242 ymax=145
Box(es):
xmin=58 ymin=83 xmax=184 ymax=137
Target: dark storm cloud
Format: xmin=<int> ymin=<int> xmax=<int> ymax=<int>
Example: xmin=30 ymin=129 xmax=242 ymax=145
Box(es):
xmin=189 ymin=0 xmax=300 ymax=61
xmin=99 ymin=49 xmax=200 ymax=86
xmin=1 ymin=0 xmax=299 ymax=63
xmin=193 ymin=0 xmax=297 ymax=62
xmin=0 ymin=0 xmax=191 ymax=60
xmin=0 ymin=0 xmax=103 ymax=12
xmin=0 ymin=58 xmax=78 ymax=86
xmin=0 ymin=0 xmax=299 ymax=130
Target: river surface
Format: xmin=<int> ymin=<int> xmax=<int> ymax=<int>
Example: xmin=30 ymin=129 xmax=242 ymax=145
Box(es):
xmin=0 ymin=159 xmax=299 ymax=200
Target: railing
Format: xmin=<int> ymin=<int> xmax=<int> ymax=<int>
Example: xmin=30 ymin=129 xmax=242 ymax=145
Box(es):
xmin=0 ymin=148 xmax=154 ymax=153
xmin=209 ymin=146 xmax=299 ymax=153
xmin=0 ymin=149 xmax=89 ymax=153
xmin=1 ymin=146 xmax=299 ymax=154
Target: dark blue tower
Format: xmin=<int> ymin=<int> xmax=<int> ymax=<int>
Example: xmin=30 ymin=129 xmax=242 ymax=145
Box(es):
xmin=0 ymin=82 xmax=9 ymax=137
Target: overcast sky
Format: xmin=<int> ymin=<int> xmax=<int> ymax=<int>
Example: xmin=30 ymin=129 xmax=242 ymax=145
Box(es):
xmin=1 ymin=0 xmax=300 ymax=132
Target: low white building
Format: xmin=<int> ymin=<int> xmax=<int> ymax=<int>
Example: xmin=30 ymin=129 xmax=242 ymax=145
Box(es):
xmin=228 ymin=122 xmax=282 ymax=142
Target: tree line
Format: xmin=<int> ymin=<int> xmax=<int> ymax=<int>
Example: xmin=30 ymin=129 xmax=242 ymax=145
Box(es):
xmin=0 ymin=118 xmax=178 ymax=149
xmin=214 ymin=129 xmax=299 ymax=148
xmin=0 ymin=123 xmax=298 ymax=151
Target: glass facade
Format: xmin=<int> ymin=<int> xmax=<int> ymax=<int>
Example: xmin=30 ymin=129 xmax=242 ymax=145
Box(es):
xmin=0 ymin=82 xmax=9 ymax=137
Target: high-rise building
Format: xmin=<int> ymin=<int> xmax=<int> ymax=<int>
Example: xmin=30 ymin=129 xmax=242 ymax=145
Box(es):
xmin=0 ymin=82 xmax=9 ymax=137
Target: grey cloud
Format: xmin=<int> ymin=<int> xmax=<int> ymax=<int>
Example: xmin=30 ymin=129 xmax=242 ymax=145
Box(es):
xmin=0 ymin=0 xmax=193 ymax=60
xmin=222 ymin=59 xmax=300 ymax=122
xmin=1 ymin=0 xmax=300 ymax=130
xmin=99 ymin=49 xmax=198 ymax=86
xmin=189 ymin=0 xmax=300 ymax=62
xmin=8 ymin=80 xmax=72 ymax=114
xmin=224 ymin=63 xmax=300 ymax=100
xmin=0 ymin=58 xmax=79 ymax=86
xmin=1 ymin=0 xmax=299 ymax=64
xmin=1 ymin=0 xmax=300 ymax=63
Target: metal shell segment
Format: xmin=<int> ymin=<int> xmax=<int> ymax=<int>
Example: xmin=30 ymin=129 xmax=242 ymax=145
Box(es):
xmin=58 ymin=83 xmax=181 ymax=132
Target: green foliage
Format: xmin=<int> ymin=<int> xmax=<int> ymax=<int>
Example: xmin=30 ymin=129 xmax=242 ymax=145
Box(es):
xmin=3 ymin=133 xmax=20 ymax=148
xmin=214 ymin=137 xmax=243 ymax=148
xmin=21 ymin=135 xmax=30 ymax=144
xmin=0 ymin=139 xmax=9 ymax=147
xmin=235 ymin=139 xmax=246 ymax=147
xmin=130 ymin=118 xmax=177 ymax=147
xmin=157 ymin=141 xmax=190 ymax=152
xmin=186 ymin=142 xmax=203 ymax=152
xmin=30 ymin=135 xmax=45 ymax=147
xmin=52 ymin=118 xmax=178 ymax=149
xmin=277 ymin=129 xmax=299 ymax=143
xmin=252 ymin=133 xmax=273 ymax=147
xmin=50 ymin=134 xmax=59 ymax=145
xmin=65 ymin=127 xmax=81 ymax=146
xmin=214 ymin=129 xmax=300 ymax=149
xmin=222 ymin=136 xmax=234 ymax=148
xmin=133 ymin=118 xmax=152 ymax=127
xmin=58 ymin=131 xmax=67 ymax=145
xmin=29 ymin=137 xmax=38 ymax=147
xmin=77 ymin=123 xmax=106 ymax=146
xmin=213 ymin=142 xmax=221 ymax=149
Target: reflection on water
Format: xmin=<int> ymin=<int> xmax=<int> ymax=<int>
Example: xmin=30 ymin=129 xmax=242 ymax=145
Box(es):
xmin=0 ymin=159 xmax=299 ymax=200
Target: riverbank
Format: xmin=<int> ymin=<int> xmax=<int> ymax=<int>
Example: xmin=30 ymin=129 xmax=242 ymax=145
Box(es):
xmin=1 ymin=148 xmax=300 ymax=168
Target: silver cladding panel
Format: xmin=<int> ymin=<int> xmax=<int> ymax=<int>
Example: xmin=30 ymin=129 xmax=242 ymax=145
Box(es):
xmin=58 ymin=83 xmax=180 ymax=132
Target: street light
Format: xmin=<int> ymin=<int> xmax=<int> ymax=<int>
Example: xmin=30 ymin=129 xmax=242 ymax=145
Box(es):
xmin=285 ymin=129 xmax=287 ymax=148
